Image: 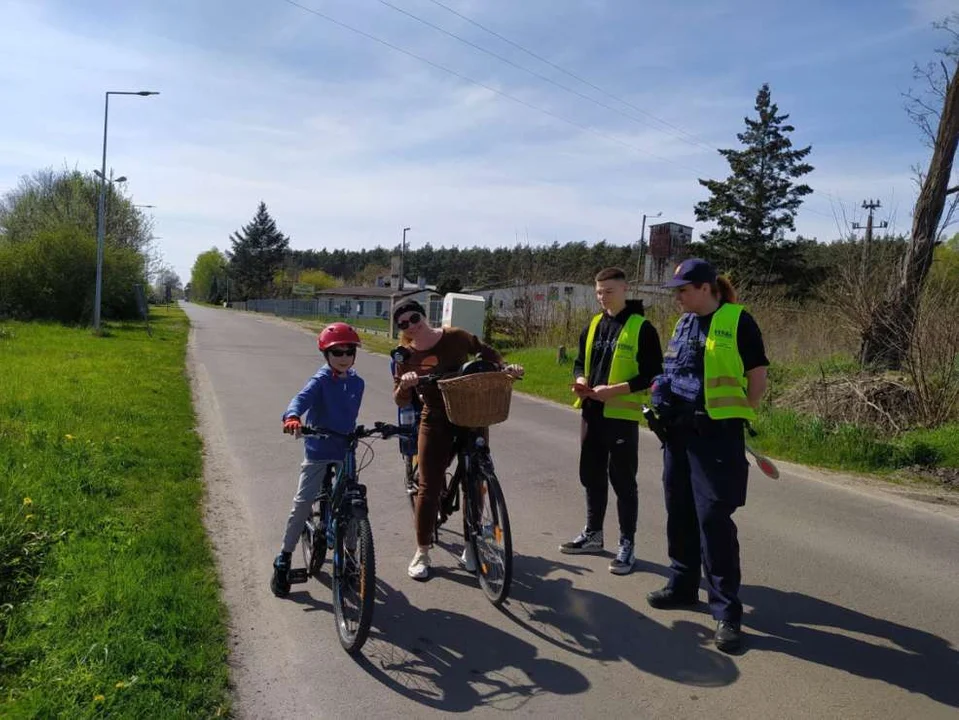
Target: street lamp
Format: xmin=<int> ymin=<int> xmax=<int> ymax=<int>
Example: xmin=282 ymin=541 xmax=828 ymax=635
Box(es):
xmin=95 ymin=169 xmax=128 ymax=239
xmin=400 ymin=227 xmax=411 ymax=291
xmin=635 ymin=211 xmax=662 ymax=284
xmin=94 ymin=89 xmax=159 ymax=331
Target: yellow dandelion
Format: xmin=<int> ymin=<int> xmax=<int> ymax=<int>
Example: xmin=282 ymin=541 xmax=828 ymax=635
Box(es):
xmin=115 ymin=681 xmax=126 ymax=689
xmin=94 ymin=694 xmax=105 ymax=702
xmin=65 ymin=434 xmax=75 ymax=441
xmin=22 ymin=497 xmax=32 ymax=506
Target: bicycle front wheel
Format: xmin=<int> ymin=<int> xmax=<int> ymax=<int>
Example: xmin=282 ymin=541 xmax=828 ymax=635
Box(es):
xmin=332 ymin=514 xmax=376 ymax=654
xmin=470 ymin=460 xmax=513 ymax=606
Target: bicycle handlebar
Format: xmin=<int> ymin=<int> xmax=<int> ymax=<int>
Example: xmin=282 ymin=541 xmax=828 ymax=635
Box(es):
xmin=300 ymin=421 xmax=414 ymax=441
xmin=414 ymin=368 xmax=522 ymax=387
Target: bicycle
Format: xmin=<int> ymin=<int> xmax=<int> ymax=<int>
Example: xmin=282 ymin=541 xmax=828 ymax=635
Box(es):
xmin=287 ymin=421 xmax=412 ymax=653
xmin=399 ymin=365 xmax=516 ymax=606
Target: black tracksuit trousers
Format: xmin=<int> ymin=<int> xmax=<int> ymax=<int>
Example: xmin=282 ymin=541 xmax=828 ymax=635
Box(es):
xmin=579 ymin=410 xmax=639 ymax=541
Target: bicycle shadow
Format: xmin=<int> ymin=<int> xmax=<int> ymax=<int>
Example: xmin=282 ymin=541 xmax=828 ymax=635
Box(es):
xmin=502 ymin=554 xmax=739 ymax=688
xmin=355 ymin=579 xmax=590 ymax=713
xmin=285 ymin=569 xmax=333 ymax=614
xmin=741 ymin=585 xmax=959 ymax=708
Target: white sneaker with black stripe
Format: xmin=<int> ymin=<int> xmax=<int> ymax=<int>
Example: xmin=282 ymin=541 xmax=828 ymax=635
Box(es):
xmin=559 ymin=528 xmax=604 ymax=555
xmin=609 ymin=537 xmax=635 ymax=575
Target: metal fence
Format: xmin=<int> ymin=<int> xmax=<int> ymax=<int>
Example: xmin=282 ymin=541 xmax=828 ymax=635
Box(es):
xmin=228 ymin=297 xmax=444 ymax=335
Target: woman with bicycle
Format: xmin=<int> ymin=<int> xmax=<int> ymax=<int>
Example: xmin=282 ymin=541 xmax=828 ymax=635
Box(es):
xmin=392 ymin=300 xmax=522 ymax=580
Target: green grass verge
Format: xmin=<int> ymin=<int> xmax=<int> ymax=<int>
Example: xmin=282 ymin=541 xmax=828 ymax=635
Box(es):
xmin=502 ymin=346 xmax=651 ymax=409
xmin=501 ymin=347 xmax=958 ymax=480
xmin=0 ymin=308 xmax=229 ymax=718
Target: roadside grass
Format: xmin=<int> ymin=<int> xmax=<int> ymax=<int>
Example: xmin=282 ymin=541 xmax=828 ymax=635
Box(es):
xmin=0 ymin=308 xmax=229 ymax=718
xmin=500 ymin=347 xmax=958 ymax=483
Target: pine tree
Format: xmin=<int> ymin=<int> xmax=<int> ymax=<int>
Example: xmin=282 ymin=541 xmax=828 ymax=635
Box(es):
xmin=694 ymin=84 xmax=813 ymax=287
xmin=228 ymin=202 xmax=290 ymax=299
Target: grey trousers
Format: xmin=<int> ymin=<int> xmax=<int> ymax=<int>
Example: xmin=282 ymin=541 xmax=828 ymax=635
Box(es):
xmin=281 ymin=461 xmax=335 ymax=553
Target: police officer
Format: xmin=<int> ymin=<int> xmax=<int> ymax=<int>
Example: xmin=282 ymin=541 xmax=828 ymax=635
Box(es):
xmin=561 ymin=267 xmax=663 ymax=576
xmin=646 ymin=258 xmax=768 ymax=653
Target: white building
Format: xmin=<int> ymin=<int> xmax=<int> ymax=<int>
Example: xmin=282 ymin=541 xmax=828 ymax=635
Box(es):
xmin=474 ymin=281 xmax=596 ymax=315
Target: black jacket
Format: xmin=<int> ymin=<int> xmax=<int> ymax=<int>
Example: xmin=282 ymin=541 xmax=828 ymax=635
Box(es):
xmin=573 ymin=300 xmax=663 ymax=415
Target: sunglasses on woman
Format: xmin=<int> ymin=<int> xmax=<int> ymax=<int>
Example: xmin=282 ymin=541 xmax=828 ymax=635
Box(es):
xmin=327 ymin=346 xmax=357 ymax=357
xmin=397 ymin=313 xmax=422 ymax=330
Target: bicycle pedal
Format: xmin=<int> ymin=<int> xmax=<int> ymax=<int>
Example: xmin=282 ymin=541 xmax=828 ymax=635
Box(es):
xmin=288 ymin=568 xmax=309 ymax=584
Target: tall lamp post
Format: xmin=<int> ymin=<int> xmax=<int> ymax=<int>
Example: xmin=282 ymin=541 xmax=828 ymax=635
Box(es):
xmin=399 ymin=227 xmax=411 ymax=291
xmin=94 ymin=169 xmax=127 ymax=239
xmin=635 ymin=211 xmax=662 ymax=284
xmin=94 ymin=89 xmax=159 ymax=331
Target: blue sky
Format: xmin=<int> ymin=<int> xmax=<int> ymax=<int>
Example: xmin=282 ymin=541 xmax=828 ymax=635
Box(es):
xmin=1 ymin=0 xmax=955 ymax=282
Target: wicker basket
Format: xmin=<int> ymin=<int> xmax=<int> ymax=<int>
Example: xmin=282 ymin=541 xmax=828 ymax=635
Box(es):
xmin=437 ymin=372 xmax=514 ymax=427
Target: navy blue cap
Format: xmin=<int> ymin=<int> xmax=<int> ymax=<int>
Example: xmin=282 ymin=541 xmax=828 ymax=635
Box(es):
xmin=662 ymin=258 xmax=717 ymax=288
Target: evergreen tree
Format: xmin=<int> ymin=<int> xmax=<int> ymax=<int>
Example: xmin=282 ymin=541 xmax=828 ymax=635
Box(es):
xmin=227 ymin=202 xmax=290 ymax=299
xmin=694 ymin=83 xmax=814 ymax=287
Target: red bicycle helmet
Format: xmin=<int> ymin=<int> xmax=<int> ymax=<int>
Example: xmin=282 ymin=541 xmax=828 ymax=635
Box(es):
xmin=317 ymin=322 xmax=361 ymax=351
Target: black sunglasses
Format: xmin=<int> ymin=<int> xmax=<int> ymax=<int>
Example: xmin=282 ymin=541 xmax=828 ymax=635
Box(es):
xmin=397 ymin=313 xmax=422 ymax=330
xmin=327 ymin=346 xmax=357 ymax=357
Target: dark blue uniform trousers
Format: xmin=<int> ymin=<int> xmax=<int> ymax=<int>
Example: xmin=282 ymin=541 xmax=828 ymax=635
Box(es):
xmin=662 ymin=418 xmax=749 ymax=624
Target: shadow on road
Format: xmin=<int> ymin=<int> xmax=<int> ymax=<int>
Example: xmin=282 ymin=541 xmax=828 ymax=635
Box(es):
xmin=356 ymin=579 xmax=590 ymax=713
xmin=502 ymin=554 xmax=739 ymax=688
xmin=741 ymin=585 xmax=959 ymax=708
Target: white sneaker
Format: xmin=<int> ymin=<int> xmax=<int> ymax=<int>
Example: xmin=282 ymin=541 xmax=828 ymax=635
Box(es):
xmin=407 ymin=549 xmax=431 ymax=580
xmin=460 ymin=544 xmax=477 ymax=573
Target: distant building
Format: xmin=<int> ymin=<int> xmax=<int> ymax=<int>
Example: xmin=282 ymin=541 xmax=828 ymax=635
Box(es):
xmin=473 ymin=281 xmax=596 ymax=316
xmin=644 ymin=222 xmax=693 ymax=285
xmin=313 ymin=286 xmax=441 ymax=323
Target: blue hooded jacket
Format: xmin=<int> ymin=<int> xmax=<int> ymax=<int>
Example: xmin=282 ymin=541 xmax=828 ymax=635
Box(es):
xmin=282 ymin=365 xmax=365 ymax=462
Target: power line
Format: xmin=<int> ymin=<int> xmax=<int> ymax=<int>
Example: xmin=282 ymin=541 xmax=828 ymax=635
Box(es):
xmin=279 ymin=0 xmax=712 ymax=176
xmin=278 ymin=0 xmax=840 ymax=235
xmin=424 ymin=0 xmax=718 ymax=152
xmin=374 ymin=0 xmax=717 ymax=155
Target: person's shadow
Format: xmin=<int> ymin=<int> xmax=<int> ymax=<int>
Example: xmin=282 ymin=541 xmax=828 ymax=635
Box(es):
xmin=355 ymin=579 xmax=590 ymax=713
xmin=741 ymin=585 xmax=959 ymax=708
xmin=503 ymin=554 xmax=740 ymax=688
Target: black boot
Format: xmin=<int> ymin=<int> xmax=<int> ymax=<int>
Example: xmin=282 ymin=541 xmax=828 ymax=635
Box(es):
xmin=715 ymin=620 xmax=743 ymax=653
xmin=646 ymin=586 xmax=699 ymax=609
xmin=270 ymin=551 xmax=292 ymax=597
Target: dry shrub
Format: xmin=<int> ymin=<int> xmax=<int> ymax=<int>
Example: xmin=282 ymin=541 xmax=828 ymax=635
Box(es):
xmin=778 ymin=372 xmax=919 ymax=433
xmin=904 ymin=267 xmax=959 ymax=426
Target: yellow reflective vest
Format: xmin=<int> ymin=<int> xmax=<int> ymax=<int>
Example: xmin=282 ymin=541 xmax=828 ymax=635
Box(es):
xmin=702 ymin=303 xmax=756 ymax=421
xmin=574 ymin=313 xmax=646 ymax=421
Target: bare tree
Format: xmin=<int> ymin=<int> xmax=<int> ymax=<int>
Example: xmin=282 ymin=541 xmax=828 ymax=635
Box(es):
xmin=861 ymin=14 xmax=959 ymax=369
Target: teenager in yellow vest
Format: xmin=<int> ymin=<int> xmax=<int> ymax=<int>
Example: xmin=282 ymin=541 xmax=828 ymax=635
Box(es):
xmin=560 ymin=267 xmax=663 ymax=575
xmin=646 ymin=258 xmax=768 ymax=654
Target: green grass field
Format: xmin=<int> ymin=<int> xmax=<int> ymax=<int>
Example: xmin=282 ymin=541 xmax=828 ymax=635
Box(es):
xmin=501 ymin=347 xmax=959 ymax=482
xmin=0 ymin=308 xmax=228 ymax=718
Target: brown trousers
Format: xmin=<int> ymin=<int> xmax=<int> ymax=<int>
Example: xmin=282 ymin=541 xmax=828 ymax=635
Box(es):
xmin=414 ymin=413 xmax=457 ymax=546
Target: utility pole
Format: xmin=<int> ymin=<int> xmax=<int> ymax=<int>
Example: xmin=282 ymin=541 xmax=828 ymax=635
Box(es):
xmin=852 ymin=200 xmax=888 ymax=281
xmin=634 ymin=211 xmax=661 ymax=284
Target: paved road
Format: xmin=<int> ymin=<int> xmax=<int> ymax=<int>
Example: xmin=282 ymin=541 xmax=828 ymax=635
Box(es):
xmin=183 ymin=302 xmax=959 ymax=720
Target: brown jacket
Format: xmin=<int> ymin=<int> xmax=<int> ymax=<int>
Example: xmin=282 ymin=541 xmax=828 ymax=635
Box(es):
xmin=393 ymin=328 xmax=501 ymax=422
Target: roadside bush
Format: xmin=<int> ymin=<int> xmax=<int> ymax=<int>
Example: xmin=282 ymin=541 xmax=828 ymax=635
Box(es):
xmin=0 ymin=228 xmax=145 ymax=323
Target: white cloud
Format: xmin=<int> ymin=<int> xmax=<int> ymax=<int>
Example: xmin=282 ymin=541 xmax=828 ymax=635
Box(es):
xmin=0 ymin=0 xmax=941 ymax=282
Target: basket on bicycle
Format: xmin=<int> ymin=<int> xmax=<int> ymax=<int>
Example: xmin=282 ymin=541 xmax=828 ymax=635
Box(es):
xmin=437 ymin=372 xmax=514 ymax=427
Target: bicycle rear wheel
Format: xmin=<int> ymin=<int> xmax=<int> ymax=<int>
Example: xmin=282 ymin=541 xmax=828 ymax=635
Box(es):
xmin=469 ymin=460 xmax=512 ymax=606
xmin=404 ymin=455 xmax=418 ymax=512
xmin=332 ymin=514 xmax=376 ymax=653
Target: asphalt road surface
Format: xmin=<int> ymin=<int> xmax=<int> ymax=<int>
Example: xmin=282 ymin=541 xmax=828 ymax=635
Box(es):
xmin=183 ymin=302 xmax=959 ymax=720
